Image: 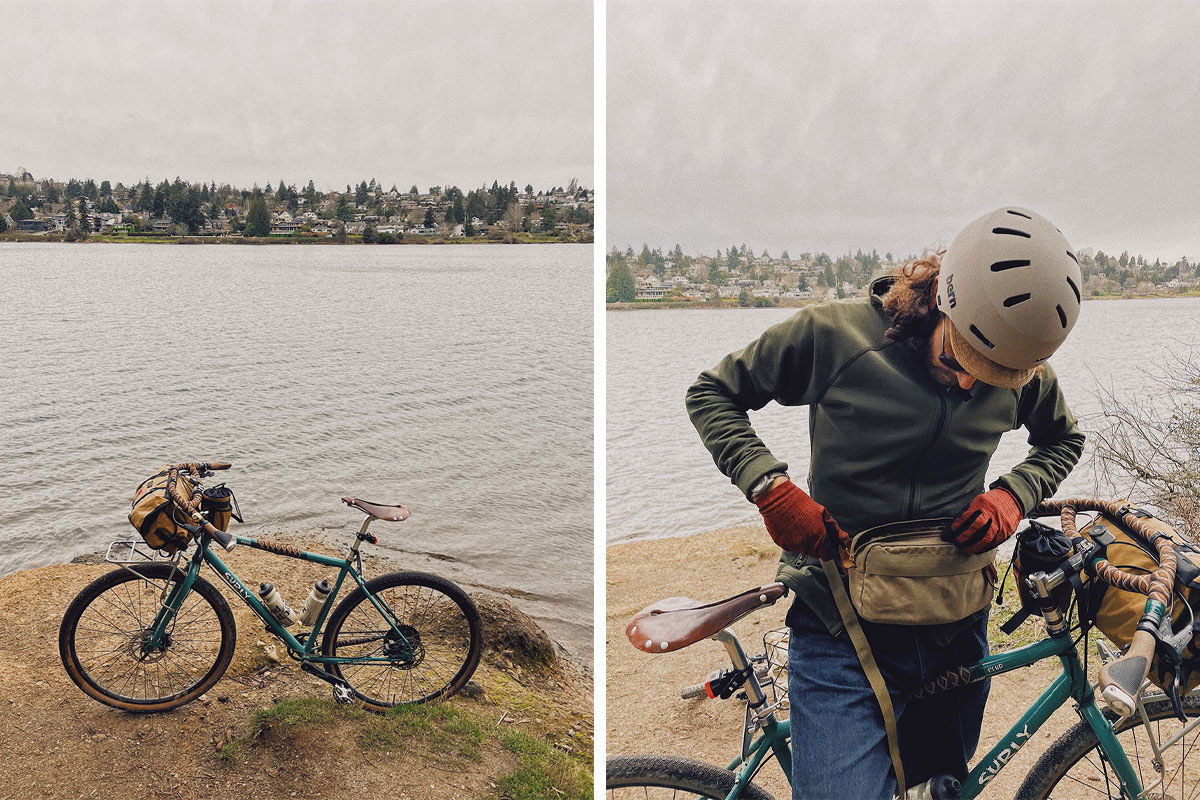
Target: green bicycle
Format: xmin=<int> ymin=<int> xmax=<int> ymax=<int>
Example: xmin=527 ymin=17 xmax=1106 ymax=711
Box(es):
xmin=608 ymin=499 xmax=1200 ymax=799
xmin=59 ymin=462 xmax=484 ymax=713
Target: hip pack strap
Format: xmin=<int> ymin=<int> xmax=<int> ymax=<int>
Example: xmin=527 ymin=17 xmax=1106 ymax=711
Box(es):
xmin=821 ymin=556 xmax=907 ymax=798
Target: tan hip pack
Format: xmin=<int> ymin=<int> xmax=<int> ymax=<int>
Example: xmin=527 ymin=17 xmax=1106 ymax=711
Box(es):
xmin=846 ymin=518 xmax=997 ymax=625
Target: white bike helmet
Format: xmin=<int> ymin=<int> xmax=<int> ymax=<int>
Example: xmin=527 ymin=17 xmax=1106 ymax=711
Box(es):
xmin=935 ymin=206 xmax=1082 ymax=389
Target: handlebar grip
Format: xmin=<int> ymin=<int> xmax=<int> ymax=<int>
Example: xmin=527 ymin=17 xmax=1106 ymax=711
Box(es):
xmin=681 ymin=683 xmax=707 ymax=700
xmin=206 ymin=462 xmax=232 ymax=471
xmin=1098 ymin=629 xmax=1155 ymax=717
xmin=203 ymin=521 xmax=238 ymax=552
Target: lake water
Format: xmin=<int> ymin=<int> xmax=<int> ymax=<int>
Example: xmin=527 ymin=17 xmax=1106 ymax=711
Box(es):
xmin=0 ymin=242 xmax=593 ymax=659
xmin=607 ymin=297 xmax=1200 ymax=545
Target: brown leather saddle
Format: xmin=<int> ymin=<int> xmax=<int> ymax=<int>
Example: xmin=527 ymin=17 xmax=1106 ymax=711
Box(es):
xmin=625 ymin=582 xmax=788 ymax=653
xmin=341 ymin=496 xmax=411 ymax=522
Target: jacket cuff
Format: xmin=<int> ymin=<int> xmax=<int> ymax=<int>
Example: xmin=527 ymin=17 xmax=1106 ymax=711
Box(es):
xmin=991 ymin=473 xmax=1035 ymax=516
xmin=735 ymin=452 xmax=789 ymax=500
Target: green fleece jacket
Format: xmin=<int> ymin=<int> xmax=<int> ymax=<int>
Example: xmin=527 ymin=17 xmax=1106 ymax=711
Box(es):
xmin=686 ymin=276 xmax=1085 ymax=635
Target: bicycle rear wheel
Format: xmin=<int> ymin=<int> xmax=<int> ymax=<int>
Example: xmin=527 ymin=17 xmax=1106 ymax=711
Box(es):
xmin=1018 ymin=694 xmax=1200 ymax=799
xmin=321 ymin=570 xmax=483 ymax=709
xmin=607 ymin=755 xmax=776 ymax=799
xmin=58 ymin=564 xmax=236 ymax=712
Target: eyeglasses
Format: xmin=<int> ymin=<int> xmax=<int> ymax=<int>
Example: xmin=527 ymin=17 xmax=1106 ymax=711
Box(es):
xmin=939 ymin=319 xmax=968 ymax=374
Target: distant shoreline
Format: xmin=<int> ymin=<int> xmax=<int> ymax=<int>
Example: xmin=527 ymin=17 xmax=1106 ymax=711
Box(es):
xmin=607 ymin=291 xmax=1200 ymax=310
xmin=0 ymin=232 xmax=592 ymax=246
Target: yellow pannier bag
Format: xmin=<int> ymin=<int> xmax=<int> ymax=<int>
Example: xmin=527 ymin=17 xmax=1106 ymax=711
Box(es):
xmin=1076 ymin=510 xmax=1200 ymax=693
xmin=128 ymin=466 xmax=196 ymax=553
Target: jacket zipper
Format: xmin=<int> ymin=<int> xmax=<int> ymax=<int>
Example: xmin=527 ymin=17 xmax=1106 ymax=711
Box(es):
xmin=906 ymin=391 xmax=949 ymax=518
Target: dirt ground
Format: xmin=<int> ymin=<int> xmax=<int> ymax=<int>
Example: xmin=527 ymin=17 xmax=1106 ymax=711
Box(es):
xmin=0 ymin=537 xmax=592 ymax=800
xmin=607 ymin=524 xmax=1088 ymax=799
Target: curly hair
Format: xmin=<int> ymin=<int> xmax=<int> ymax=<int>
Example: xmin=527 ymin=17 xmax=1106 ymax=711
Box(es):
xmin=881 ymin=252 xmax=943 ymax=348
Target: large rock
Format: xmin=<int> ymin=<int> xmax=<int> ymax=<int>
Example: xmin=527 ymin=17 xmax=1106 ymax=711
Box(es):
xmin=473 ymin=594 xmax=557 ymax=670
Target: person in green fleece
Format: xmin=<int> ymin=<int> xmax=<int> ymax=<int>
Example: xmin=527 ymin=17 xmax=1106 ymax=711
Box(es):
xmin=686 ymin=207 xmax=1085 ymax=799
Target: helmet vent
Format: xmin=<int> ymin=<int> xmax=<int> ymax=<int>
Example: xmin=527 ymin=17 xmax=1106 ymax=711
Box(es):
xmin=969 ymin=324 xmax=996 ymax=350
xmin=1006 ymin=209 xmax=1033 ymax=220
xmin=1066 ymin=276 xmax=1081 ymax=304
xmin=1056 ymin=305 xmax=1067 ymax=328
xmin=1003 ymin=293 xmax=1031 ymax=307
xmin=991 ymin=259 xmax=1031 ymax=272
xmin=992 ymin=227 xmax=1031 ymax=238
xmin=1066 ymin=250 xmax=1078 ymax=264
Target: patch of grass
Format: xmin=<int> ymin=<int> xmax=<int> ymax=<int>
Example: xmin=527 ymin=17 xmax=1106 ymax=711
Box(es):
xmin=360 ymin=703 xmax=485 ymax=758
xmin=216 ymin=738 xmax=243 ymax=764
xmin=249 ymin=696 xmax=364 ymax=739
xmin=493 ymin=729 xmax=592 ymax=800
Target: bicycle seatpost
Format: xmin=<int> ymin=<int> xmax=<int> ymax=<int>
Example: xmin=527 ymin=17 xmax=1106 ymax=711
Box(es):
xmin=353 ymin=516 xmax=377 ymax=549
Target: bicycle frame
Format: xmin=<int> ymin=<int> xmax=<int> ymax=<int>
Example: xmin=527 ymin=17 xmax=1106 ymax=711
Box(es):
xmin=725 ymin=630 xmax=1144 ymax=800
xmin=143 ymin=532 xmax=413 ymax=665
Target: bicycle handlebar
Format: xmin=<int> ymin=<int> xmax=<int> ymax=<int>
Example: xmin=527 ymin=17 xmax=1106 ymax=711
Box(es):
xmin=1035 ymin=498 xmax=1179 ymax=718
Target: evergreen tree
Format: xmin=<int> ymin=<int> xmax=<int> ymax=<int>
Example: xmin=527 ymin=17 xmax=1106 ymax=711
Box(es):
xmin=453 ymin=195 xmax=465 ymax=223
xmin=99 ymin=180 xmax=112 ymax=197
xmin=355 ymin=181 xmax=369 ymax=206
xmin=423 ymin=207 xmax=436 ymax=228
xmin=9 ymin=198 xmax=33 ymax=221
xmin=152 ymin=183 xmax=167 ymax=218
xmin=606 ymin=260 xmax=636 ymax=302
xmin=0 ymin=215 xmax=7 ymax=233
xmin=64 ymin=199 xmax=76 ymax=228
xmin=539 ymin=204 xmax=558 ymax=231
xmin=244 ymin=193 xmax=271 ymax=237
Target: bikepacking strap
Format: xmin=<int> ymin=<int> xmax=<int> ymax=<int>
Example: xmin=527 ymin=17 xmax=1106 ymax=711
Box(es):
xmin=820 ymin=554 xmax=907 ymax=798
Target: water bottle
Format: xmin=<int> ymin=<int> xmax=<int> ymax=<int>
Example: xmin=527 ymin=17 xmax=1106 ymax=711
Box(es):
xmin=258 ymin=582 xmax=298 ymax=627
xmin=297 ymin=579 xmax=333 ymax=626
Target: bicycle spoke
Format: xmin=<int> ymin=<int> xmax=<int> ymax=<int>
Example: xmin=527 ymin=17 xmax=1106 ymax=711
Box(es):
xmin=70 ymin=573 xmax=225 ymax=704
xmin=329 ymin=580 xmax=475 ymax=705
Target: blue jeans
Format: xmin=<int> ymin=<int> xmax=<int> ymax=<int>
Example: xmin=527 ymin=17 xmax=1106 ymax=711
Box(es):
xmin=787 ymin=601 xmax=990 ymax=800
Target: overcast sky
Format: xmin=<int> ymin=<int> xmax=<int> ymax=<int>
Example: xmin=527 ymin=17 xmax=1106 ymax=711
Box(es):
xmin=609 ymin=1 xmax=1200 ymax=262
xmin=1 ymin=0 xmax=592 ymax=192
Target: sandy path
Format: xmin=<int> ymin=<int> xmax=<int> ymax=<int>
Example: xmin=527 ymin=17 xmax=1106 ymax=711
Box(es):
xmin=607 ymin=524 xmax=1092 ymax=799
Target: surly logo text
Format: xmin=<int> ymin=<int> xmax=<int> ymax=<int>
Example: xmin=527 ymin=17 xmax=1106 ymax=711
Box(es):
xmin=945 ymin=273 xmax=958 ymax=308
xmin=221 ymin=571 xmax=252 ymax=601
xmin=978 ymin=724 xmax=1032 ymax=785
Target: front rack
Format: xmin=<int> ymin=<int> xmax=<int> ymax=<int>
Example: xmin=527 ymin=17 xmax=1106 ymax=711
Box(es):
xmin=105 ymin=540 xmax=179 ymax=565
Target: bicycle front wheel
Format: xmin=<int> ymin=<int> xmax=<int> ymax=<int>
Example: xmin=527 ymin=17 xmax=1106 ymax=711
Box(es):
xmin=1018 ymin=694 xmax=1200 ymax=799
xmin=321 ymin=571 xmax=483 ymax=709
xmin=607 ymin=755 xmax=776 ymax=800
xmin=58 ymin=563 xmax=236 ymax=712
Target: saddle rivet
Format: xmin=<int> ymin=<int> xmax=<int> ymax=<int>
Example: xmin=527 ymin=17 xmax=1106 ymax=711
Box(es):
xmin=630 ymin=625 xmax=637 ymax=634
xmin=645 ymin=639 xmax=653 ymax=648
xmin=660 ymin=641 xmax=668 ymax=650
xmin=759 ymin=594 xmax=767 ymax=602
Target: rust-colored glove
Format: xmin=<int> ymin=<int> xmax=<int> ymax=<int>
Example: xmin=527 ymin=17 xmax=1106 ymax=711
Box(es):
xmin=942 ymin=487 xmax=1024 ymax=554
xmin=754 ymin=479 xmax=850 ymax=560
